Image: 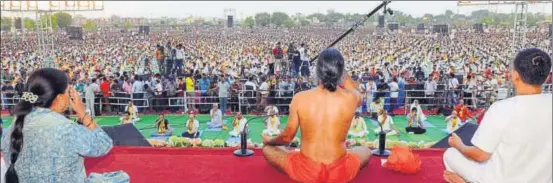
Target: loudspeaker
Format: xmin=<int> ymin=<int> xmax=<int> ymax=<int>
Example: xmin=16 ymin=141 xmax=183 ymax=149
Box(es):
xmin=433 ymin=24 xmax=448 ymax=34
xmin=378 ymin=15 xmax=385 ymax=28
xmin=138 ymin=25 xmax=150 ymax=34
xmin=14 ymin=17 xmax=22 ymax=30
xmin=388 ymin=23 xmax=399 ymax=31
xmin=66 ymin=26 xmax=83 ymax=40
xmin=227 ymin=15 xmax=234 ymax=28
xmin=431 ymin=123 xmax=479 ymax=148
xmin=416 ymin=23 xmax=425 ymax=31
xmin=549 ymin=24 xmax=552 ymax=37
xmin=473 ymin=23 xmax=484 ymax=33
xmin=101 ymin=123 xmax=151 ymax=147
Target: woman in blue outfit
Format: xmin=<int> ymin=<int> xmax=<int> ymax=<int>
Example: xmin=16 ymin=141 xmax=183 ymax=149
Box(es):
xmin=1 ymin=68 xmax=129 ymax=183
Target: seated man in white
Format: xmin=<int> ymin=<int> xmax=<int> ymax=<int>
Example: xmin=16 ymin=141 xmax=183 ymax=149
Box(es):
xmin=182 ymin=112 xmax=200 ymax=138
xmin=443 ymin=48 xmax=552 ymax=183
xmin=410 ymin=99 xmax=426 ymax=121
xmin=124 ymin=101 xmax=141 ymax=122
xmin=207 ymin=103 xmax=224 ymax=129
xmin=229 ymin=112 xmax=247 ymax=137
xmin=262 ymin=108 xmax=281 ymax=136
xmin=405 ymin=107 xmax=426 ymax=134
xmin=374 ymin=109 xmax=400 ymax=136
xmin=264 ymin=104 xmax=279 ymax=116
xmin=443 ymin=111 xmax=461 ymax=134
xmin=369 ymin=98 xmax=383 ymax=119
xmin=348 ymin=112 xmax=369 ymax=137
xmin=120 ymin=111 xmax=135 ymax=124
xmin=153 ymin=114 xmax=173 ymax=137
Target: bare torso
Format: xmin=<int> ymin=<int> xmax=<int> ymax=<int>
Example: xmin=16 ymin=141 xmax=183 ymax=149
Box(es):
xmin=295 ymin=86 xmax=360 ymax=164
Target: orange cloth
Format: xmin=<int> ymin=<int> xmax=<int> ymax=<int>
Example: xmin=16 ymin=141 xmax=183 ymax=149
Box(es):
xmin=383 ymin=146 xmax=421 ymax=174
xmin=285 ymin=152 xmax=361 ymax=183
xmin=454 ymin=104 xmax=471 ymax=121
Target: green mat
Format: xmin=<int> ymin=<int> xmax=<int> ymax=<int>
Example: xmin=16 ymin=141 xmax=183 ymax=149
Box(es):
xmin=1 ymin=115 xmax=450 ymax=144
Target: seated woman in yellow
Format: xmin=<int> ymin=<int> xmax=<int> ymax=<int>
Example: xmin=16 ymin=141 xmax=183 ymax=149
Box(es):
xmin=348 ymin=112 xmax=369 ymax=137
xmin=123 ymin=101 xmax=140 ymax=122
xmin=262 ymin=108 xmax=281 ymax=136
xmin=152 ymin=114 xmax=172 ymax=137
xmin=443 ymin=111 xmax=461 ymax=134
xmin=120 ymin=112 xmax=135 ymax=124
xmin=182 ymin=113 xmax=200 ymax=138
xmin=229 ymin=112 xmax=247 ymax=137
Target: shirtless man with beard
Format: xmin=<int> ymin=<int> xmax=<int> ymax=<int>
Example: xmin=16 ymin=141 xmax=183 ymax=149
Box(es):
xmin=262 ymin=48 xmax=371 ymax=183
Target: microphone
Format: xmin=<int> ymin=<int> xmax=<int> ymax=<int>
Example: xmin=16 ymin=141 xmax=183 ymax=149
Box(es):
xmin=373 ymin=110 xmax=391 ymax=157
xmin=234 ymin=115 xmax=269 ymax=157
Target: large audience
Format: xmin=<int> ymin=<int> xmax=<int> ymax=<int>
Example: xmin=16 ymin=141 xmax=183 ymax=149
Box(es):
xmin=1 ymin=25 xmax=552 ymax=116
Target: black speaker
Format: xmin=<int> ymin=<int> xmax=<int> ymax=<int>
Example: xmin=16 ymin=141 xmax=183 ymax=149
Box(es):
xmin=227 ymin=15 xmax=233 ymax=28
xmin=138 ymin=25 xmax=150 ymax=34
xmin=431 ymin=123 xmax=479 ymax=148
xmin=417 ymin=23 xmax=425 ymax=31
xmin=101 ymin=123 xmax=151 ymax=147
xmin=433 ymin=24 xmax=448 ymax=34
xmin=387 ymin=22 xmax=399 ymax=31
xmin=378 ymin=15 xmax=385 ymax=28
xmin=14 ymin=17 xmax=22 ymax=30
xmin=66 ymin=26 xmax=83 ymax=40
xmin=473 ymin=23 xmax=484 ymax=33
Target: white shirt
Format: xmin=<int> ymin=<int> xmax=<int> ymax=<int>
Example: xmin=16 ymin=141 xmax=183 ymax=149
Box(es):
xmin=1 ymin=155 xmax=6 ymax=183
xmin=389 ymin=81 xmax=399 ymax=98
xmin=448 ymin=78 xmax=459 ymax=89
xmin=471 ymin=94 xmax=552 ymax=182
xmin=377 ymin=115 xmax=394 ymax=131
xmin=176 ymin=48 xmax=185 ymax=59
xmin=185 ymin=119 xmax=200 ymax=133
xmin=259 ymin=82 xmax=269 ymax=95
xmin=299 ymin=47 xmax=308 ymax=61
xmin=85 ymin=83 xmax=100 ymax=99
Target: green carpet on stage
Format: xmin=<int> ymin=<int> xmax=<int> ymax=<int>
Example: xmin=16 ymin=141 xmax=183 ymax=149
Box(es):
xmin=1 ymin=115 xmax=450 ymax=144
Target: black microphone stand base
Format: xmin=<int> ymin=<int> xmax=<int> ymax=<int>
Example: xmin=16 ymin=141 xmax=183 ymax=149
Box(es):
xmin=233 ymin=149 xmax=254 ymax=157
xmin=371 ymin=149 xmax=391 ymax=157
xmin=371 ymin=130 xmax=390 ymax=157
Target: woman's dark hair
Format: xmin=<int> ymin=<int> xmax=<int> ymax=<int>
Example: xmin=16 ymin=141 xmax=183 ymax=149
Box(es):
xmin=316 ymin=48 xmax=344 ymax=92
xmin=6 ymin=68 xmax=68 ymax=183
xmin=512 ymin=48 xmax=552 ymax=85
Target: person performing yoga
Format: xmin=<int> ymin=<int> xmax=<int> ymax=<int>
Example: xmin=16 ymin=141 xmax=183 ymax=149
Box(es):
xmin=454 ymin=100 xmax=472 ymax=124
xmin=262 ymin=108 xmax=281 ymax=136
xmin=443 ymin=48 xmax=552 ymax=183
xmin=123 ymin=101 xmax=140 ymax=122
xmin=348 ymin=112 xmax=369 ymax=137
xmin=120 ymin=112 xmax=135 ymax=124
xmin=262 ymin=49 xmax=371 ymax=183
xmin=153 ymin=114 xmax=172 ymax=136
xmin=443 ymin=111 xmax=461 ymax=134
xmin=374 ymin=109 xmax=401 ymax=136
xmin=182 ymin=112 xmax=200 ymax=138
xmin=207 ymin=103 xmax=224 ymax=129
xmin=229 ymin=112 xmax=247 ymax=137
xmin=405 ymin=107 xmax=426 ymax=134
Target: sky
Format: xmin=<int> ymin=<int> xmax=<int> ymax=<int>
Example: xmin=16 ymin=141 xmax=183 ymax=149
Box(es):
xmin=2 ymin=1 xmax=552 ymax=19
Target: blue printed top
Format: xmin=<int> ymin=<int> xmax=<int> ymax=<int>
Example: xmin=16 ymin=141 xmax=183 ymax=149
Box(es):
xmin=1 ymin=108 xmax=114 ymax=183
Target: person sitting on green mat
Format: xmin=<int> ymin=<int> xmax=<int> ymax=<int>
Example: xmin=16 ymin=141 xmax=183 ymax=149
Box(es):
xmin=120 ymin=111 xmax=135 ymax=124
xmin=262 ymin=108 xmax=281 ymax=136
xmin=444 ymin=111 xmax=461 ymax=134
xmin=229 ymin=112 xmax=247 ymax=137
xmin=348 ymin=112 xmax=368 ymax=137
xmin=182 ymin=112 xmax=200 ymax=138
xmin=369 ymin=98 xmax=383 ymax=119
xmin=374 ymin=109 xmax=400 ymax=136
xmin=207 ymin=103 xmax=223 ymax=129
xmin=405 ymin=107 xmax=427 ymax=134
xmin=153 ymin=114 xmax=172 ymax=136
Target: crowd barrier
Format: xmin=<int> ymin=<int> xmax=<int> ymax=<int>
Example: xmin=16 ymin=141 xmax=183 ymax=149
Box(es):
xmin=1 ymin=84 xmax=551 ymax=116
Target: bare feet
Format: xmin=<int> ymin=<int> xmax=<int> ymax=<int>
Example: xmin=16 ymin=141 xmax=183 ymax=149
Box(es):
xmin=443 ymin=170 xmax=466 ymax=183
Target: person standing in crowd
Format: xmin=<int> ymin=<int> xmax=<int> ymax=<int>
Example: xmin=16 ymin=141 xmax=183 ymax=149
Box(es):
xmin=85 ymin=78 xmax=100 ymax=117
xmin=165 ymin=42 xmax=175 ymax=76
xmin=388 ymin=77 xmax=399 ymax=113
xmin=155 ymin=45 xmax=165 ymax=74
xmin=424 ymin=76 xmax=437 ymax=108
xmin=185 ymin=74 xmax=195 ymax=111
xmin=299 ymin=43 xmax=310 ymax=77
xmin=100 ymin=76 xmax=112 ymax=114
xmin=1 ymin=68 xmax=129 ymax=183
xmin=271 ymin=42 xmax=284 ymax=75
xmin=175 ymin=44 xmax=185 ymax=76
xmin=443 ymin=48 xmax=552 ymax=183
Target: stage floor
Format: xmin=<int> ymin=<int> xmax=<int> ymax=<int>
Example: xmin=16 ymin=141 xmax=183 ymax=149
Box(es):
xmin=2 ymin=114 xmax=452 ymax=144
xmin=85 ymin=146 xmax=447 ymax=183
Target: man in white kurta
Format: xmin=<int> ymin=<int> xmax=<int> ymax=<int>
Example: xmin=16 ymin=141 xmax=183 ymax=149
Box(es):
xmin=374 ymin=110 xmax=400 ymax=136
xmin=229 ymin=112 xmax=247 ymax=137
xmin=263 ymin=110 xmax=281 ymax=136
xmin=443 ymin=48 xmax=552 ymax=183
xmin=348 ymin=112 xmax=369 ymax=137
xmin=444 ymin=111 xmax=461 ymax=134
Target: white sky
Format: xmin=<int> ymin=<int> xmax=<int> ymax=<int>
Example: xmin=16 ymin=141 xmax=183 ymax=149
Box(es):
xmin=2 ymin=1 xmax=552 ymax=19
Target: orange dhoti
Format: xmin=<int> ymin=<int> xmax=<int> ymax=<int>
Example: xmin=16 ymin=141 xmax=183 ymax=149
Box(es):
xmin=285 ymin=152 xmax=361 ymax=183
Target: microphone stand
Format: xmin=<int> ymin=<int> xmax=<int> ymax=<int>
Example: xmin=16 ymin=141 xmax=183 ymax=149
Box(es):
xmin=372 ymin=114 xmax=391 ymax=157
xmin=309 ymin=1 xmax=392 ymax=65
xmin=234 ymin=115 xmax=267 ymax=157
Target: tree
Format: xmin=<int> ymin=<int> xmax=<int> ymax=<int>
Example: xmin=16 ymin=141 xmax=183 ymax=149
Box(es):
xmin=325 ymin=9 xmax=344 ymax=25
xmin=83 ymin=20 xmax=98 ymax=31
xmin=242 ymin=16 xmax=255 ymax=28
xmin=271 ymin=12 xmax=290 ymax=27
xmin=124 ymin=21 xmax=132 ymax=30
xmin=40 ymin=15 xmax=58 ymax=29
xmin=23 ymin=18 xmax=35 ymax=30
xmin=307 ymin=13 xmax=326 ymax=23
xmin=1 ymin=17 xmax=11 ymax=31
xmin=299 ymin=19 xmax=310 ymax=26
xmin=283 ymin=19 xmax=296 ymax=28
xmin=254 ymin=12 xmax=271 ymax=27
xmin=53 ymin=12 xmax=72 ymax=28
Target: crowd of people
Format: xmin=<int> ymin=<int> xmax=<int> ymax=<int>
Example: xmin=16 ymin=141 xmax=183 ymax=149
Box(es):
xmin=1 ymin=25 xmax=552 ymax=117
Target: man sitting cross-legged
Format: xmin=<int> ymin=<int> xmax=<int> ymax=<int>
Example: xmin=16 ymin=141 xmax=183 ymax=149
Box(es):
xmin=348 ymin=112 xmax=369 ymax=137
xmin=207 ymin=103 xmax=224 ymax=129
xmin=182 ymin=112 xmax=200 ymax=138
xmin=262 ymin=49 xmax=371 ymax=183
xmin=443 ymin=111 xmax=461 ymax=134
xmin=229 ymin=112 xmax=247 ymax=137
xmin=405 ymin=107 xmax=426 ymax=134
xmin=443 ymin=48 xmax=552 ymax=183
xmin=262 ymin=108 xmax=281 ymax=136
xmin=153 ymin=114 xmax=173 ymax=137
xmin=374 ymin=109 xmax=401 ymax=136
